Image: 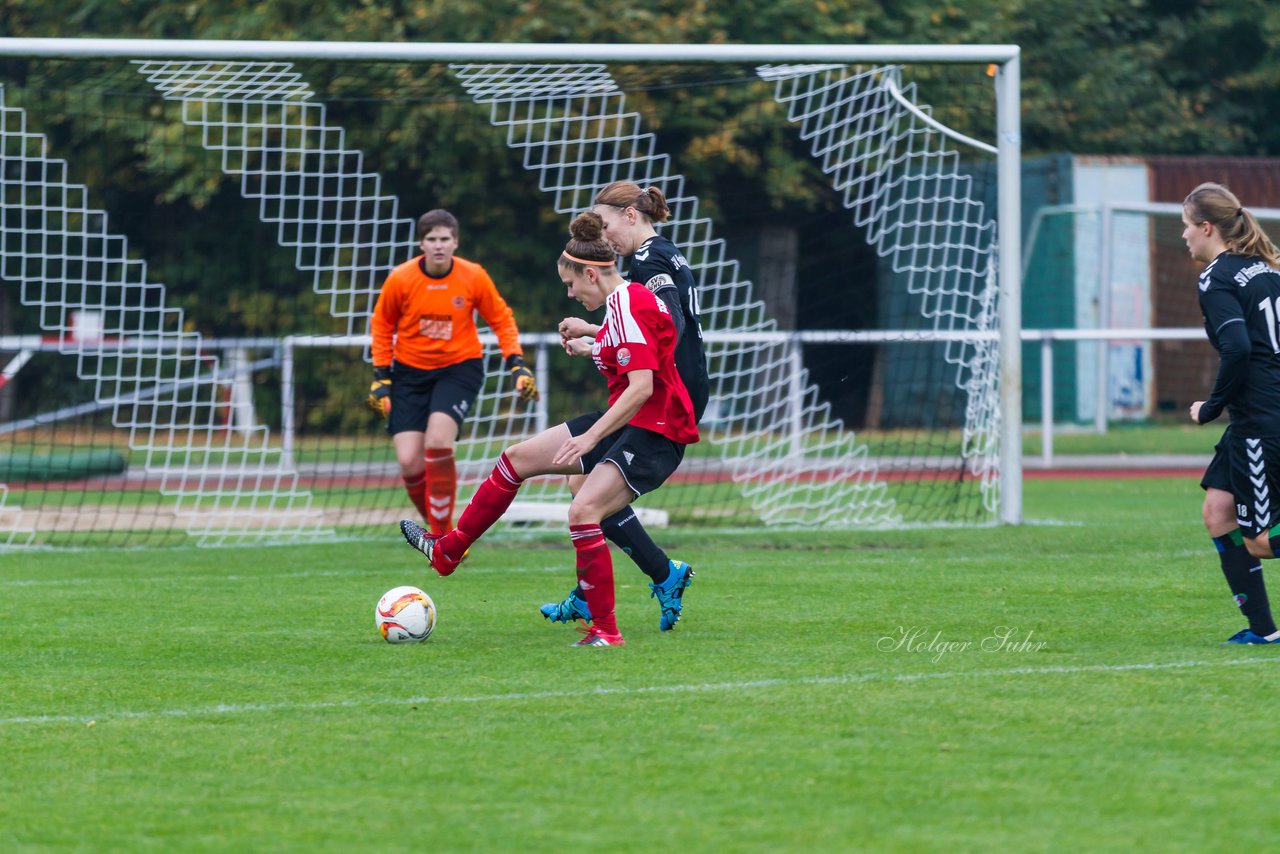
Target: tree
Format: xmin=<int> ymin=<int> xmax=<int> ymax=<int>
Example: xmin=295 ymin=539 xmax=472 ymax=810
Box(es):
xmin=6 ymin=0 xmax=1280 ymax=425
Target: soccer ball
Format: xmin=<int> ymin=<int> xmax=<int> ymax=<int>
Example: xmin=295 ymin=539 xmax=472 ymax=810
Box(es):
xmin=375 ymin=585 xmax=436 ymax=643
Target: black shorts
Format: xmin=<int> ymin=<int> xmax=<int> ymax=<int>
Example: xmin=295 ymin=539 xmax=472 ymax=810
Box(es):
xmin=1200 ymin=428 xmax=1232 ymax=493
xmin=1207 ymin=427 xmax=1280 ymax=538
xmin=566 ymin=411 xmax=686 ymax=498
xmin=387 ymin=358 xmax=485 ymax=435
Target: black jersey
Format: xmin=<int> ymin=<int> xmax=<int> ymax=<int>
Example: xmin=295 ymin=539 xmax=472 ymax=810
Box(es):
xmin=1197 ymin=251 xmax=1280 ymax=434
xmin=625 ymin=234 xmax=710 ymax=420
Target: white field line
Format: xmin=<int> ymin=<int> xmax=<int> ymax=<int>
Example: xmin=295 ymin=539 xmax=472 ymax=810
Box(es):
xmin=2 ymin=656 xmax=1276 ymax=728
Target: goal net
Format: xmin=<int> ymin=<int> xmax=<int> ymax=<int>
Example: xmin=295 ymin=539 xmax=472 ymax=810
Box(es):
xmin=0 ymin=45 xmax=1014 ymax=547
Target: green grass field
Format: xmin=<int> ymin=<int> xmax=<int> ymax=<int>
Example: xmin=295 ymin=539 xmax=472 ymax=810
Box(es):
xmin=3 ymin=475 xmax=1278 ymax=851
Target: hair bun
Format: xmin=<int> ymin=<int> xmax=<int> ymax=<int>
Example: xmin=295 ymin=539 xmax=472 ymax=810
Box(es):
xmin=569 ymin=211 xmax=604 ymax=242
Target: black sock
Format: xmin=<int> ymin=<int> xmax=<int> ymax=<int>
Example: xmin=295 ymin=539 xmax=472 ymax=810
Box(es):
xmin=1213 ymin=530 xmax=1277 ymax=635
xmin=601 ymin=506 xmax=669 ymax=583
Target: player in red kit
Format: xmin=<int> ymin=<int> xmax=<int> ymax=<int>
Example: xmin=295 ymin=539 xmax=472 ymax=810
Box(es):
xmin=544 ymin=180 xmax=708 ymax=632
xmin=368 ymin=209 xmax=537 ymax=536
xmin=398 ymin=210 xmax=699 ymax=647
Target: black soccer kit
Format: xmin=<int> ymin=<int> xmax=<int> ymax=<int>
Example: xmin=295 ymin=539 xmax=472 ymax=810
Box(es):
xmin=1198 ymin=251 xmax=1280 ymax=537
xmin=625 ymin=234 xmax=711 ymax=421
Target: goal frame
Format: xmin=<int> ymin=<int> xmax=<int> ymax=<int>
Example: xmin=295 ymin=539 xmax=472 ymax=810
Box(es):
xmin=0 ymin=37 xmax=1024 ymax=525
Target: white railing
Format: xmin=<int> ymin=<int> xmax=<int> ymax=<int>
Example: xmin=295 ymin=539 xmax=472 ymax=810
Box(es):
xmin=1022 ymin=327 xmax=1206 ymax=466
xmin=4 ymin=326 xmax=1214 ymax=471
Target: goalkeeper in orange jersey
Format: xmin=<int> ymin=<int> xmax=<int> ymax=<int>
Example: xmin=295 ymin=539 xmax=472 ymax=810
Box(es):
xmin=368 ymin=209 xmax=538 ymax=535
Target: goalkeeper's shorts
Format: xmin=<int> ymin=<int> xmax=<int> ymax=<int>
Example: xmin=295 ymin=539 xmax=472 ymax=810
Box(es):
xmin=387 ymin=358 xmax=484 ymax=435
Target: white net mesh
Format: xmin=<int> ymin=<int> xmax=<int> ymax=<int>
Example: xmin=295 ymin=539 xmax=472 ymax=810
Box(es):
xmin=0 ymin=55 xmax=1007 ymax=546
xmin=760 ymin=64 xmax=1001 ymax=510
xmin=449 ymin=62 xmax=899 ymax=526
xmin=0 ymin=83 xmax=327 ymax=546
xmin=130 ymin=59 xmax=908 ymax=529
xmin=133 ymin=60 xmax=542 ymax=514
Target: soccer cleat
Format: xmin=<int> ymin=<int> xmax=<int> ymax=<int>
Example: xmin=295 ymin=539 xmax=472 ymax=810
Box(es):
xmin=1224 ymin=628 xmax=1280 ymax=645
xmin=650 ymin=559 xmax=694 ymax=631
xmin=540 ymin=589 xmax=592 ymax=625
xmin=399 ymin=519 xmax=467 ymax=577
xmin=572 ymin=626 xmax=625 ymax=647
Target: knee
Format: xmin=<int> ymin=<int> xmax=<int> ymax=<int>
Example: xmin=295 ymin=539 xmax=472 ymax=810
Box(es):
xmin=1247 ymin=534 xmax=1275 ymax=560
xmin=567 ymin=498 xmax=602 ymax=528
xmin=503 ymin=441 xmax=526 ymax=473
xmin=397 ymin=455 xmax=425 ymax=478
xmin=1202 ymin=490 xmax=1236 ymax=532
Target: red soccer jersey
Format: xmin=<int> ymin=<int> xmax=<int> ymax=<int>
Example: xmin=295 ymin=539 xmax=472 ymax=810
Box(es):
xmin=591 ymin=282 xmax=699 ymax=445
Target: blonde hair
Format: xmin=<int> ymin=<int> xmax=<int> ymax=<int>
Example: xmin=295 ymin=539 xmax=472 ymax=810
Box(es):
xmin=1184 ymin=182 xmax=1280 ymax=267
xmin=592 ymin=181 xmax=671 ymax=223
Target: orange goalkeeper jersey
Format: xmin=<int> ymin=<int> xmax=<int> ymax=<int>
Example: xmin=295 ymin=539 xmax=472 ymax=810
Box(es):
xmin=370 ymin=255 xmax=524 ymax=371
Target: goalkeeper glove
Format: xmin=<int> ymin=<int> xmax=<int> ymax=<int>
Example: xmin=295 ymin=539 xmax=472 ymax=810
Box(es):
xmin=367 ymin=366 xmax=392 ymax=419
xmin=505 ymin=354 xmax=539 ymax=403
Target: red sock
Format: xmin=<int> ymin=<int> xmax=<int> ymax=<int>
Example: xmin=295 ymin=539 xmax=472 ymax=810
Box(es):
xmin=424 ymin=448 xmax=457 ymax=536
xmin=572 ymin=523 xmax=617 ymax=636
xmin=401 ymin=471 xmax=429 ymax=521
xmin=439 ymin=452 xmax=523 ymax=561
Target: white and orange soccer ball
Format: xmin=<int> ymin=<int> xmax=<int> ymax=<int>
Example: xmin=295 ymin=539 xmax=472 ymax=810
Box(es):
xmin=375 ymin=585 xmax=436 ymax=643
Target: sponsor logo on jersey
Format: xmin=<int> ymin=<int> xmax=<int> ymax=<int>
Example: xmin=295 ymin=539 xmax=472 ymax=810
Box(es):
xmin=616 ymin=347 xmax=631 ymax=367
xmin=590 ymin=338 xmax=605 ymax=372
xmin=1234 ymin=260 xmax=1273 ymax=287
xmin=645 ymin=273 xmax=675 ymax=293
xmin=420 ymin=314 xmax=453 ymax=340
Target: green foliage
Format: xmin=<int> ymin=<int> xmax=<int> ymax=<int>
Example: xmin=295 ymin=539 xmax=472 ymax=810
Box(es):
xmin=5 ymin=1 xmax=1280 ymax=414
xmin=5 ymin=0 xmax=1280 ymax=160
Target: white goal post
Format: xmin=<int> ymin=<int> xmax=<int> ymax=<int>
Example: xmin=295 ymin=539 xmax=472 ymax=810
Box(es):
xmin=0 ymin=39 xmax=1022 ymax=547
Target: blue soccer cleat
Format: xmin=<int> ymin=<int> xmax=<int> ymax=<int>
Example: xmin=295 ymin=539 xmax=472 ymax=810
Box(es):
xmin=1224 ymin=628 xmax=1280 ymax=645
xmin=650 ymin=559 xmax=694 ymax=631
xmin=540 ymin=589 xmax=592 ymax=625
